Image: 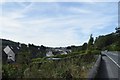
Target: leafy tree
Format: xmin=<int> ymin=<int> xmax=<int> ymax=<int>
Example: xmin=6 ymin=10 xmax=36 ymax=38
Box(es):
xmin=66 ymin=46 xmax=71 ymax=49
xmin=87 ymin=34 xmax=94 ymax=50
xmin=40 ymin=45 xmax=46 ymax=57
xmin=28 ymin=44 xmax=38 ymax=58
xmin=115 ymin=27 xmax=120 ymax=50
xmin=94 ymin=33 xmax=118 ymax=50
xmin=16 ymin=51 xmax=31 ymax=65
xmin=115 ymin=27 xmax=120 ymax=34
xmin=82 ymin=43 xmax=87 ymax=50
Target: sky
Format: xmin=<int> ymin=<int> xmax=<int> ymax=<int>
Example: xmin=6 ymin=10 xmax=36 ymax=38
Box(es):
xmin=0 ymin=1 xmax=118 ymax=47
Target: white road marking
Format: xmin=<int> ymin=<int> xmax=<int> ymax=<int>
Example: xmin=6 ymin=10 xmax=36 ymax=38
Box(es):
xmin=105 ymin=54 xmax=120 ymax=69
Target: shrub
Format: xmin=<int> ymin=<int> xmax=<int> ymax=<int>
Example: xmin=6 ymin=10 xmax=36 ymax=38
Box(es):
xmin=85 ymin=50 xmax=92 ymax=54
xmin=91 ymin=50 xmax=101 ymax=54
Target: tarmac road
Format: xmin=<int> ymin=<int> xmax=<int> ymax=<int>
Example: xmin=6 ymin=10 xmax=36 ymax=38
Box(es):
xmin=96 ymin=51 xmax=120 ymax=80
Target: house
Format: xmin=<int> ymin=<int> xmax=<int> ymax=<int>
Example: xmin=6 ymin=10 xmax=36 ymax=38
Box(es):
xmin=46 ymin=51 xmax=54 ymax=57
xmin=46 ymin=49 xmax=71 ymax=57
xmin=3 ymin=46 xmax=15 ymax=62
xmin=54 ymin=49 xmax=71 ymax=55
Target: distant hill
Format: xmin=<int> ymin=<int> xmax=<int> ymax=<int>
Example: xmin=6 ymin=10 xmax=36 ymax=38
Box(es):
xmin=1 ymin=39 xmax=47 ymax=64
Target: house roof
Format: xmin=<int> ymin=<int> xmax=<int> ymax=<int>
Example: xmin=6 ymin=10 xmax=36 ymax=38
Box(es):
xmin=3 ymin=45 xmax=15 ymax=61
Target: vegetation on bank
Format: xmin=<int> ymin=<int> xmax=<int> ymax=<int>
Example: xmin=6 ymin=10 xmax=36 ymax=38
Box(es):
xmin=2 ymin=46 xmax=100 ymax=78
xmin=24 ymin=54 xmax=97 ymax=78
xmin=2 ymin=53 xmax=97 ymax=78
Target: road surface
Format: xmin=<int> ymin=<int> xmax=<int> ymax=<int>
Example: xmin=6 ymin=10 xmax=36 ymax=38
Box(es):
xmin=96 ymin=51 xmax=120 ymax=79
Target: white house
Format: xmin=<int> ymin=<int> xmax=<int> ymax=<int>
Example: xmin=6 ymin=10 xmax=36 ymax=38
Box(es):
xmin=4 ymin=46 xmax=15 ymax=62
xmin=46 ymin=51 xmax=54 ymax=57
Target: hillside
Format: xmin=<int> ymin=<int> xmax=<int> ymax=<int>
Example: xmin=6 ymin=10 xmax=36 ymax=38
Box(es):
xmin=1 ymin=39 xmax=47 ymax=64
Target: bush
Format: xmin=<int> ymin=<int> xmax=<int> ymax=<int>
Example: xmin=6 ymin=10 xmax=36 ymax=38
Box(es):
xmin=85 ymin=49 xmax=100 ymax=55
xmin=91 ymin=50 xmax=101 ymax=54
xmin=2 ymin=64 xmax=27 ymax=78
xmin=53 ymin=54 xmax=68 ymax=58
xmin=85 ymin=50 xmax=92 ymax=54
xmin=105 ymin=44 xmax=120 ymax=51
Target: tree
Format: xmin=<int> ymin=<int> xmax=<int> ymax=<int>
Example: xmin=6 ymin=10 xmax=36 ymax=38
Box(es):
xmin=115 ymin=27 xmax=120 ymax=35
xmin=38 ymin=45 xmax=46 ymax=57
xmin=94 ymin=33 xmax=117 ymax=50
xmin=87 ymin=34 xmax=94 ymax=50
xmin=115 ymin=27 xmax=120 ymax=50
xmin=16 ymin=50 xmax=31 ymax=65
xmin=66 ymin=46 xmax=71 ymax=49
xmin=82 ymin=43 xmax=87 ymax=50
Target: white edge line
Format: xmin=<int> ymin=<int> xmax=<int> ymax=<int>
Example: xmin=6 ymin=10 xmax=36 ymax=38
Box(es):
xmin=105 ymin=54 xmax=120 ymax=69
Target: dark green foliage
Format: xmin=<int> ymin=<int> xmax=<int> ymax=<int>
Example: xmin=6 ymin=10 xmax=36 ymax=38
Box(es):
xmin=88 ymin=34 xmax=94 ymax=46
xmin=2 ymin=64 xmax=27 ymax=78
xmin=115 ymin=27 xmax=120 ymax=49
xmin=28 ymin=44 xmax=46 ymax=58
xmin=71 ymin=45 xmax=82 ymax=52
xmin=86 ymin=50 xmax=92 ymax=54
xmin=66 ymin=46 xmax=71 ymax=49
xmin=87 ymin=34 xmax=94 ymax=51
xmin=82 ymin=43 xmax=87 ymax=50
xmin=2 ymin=39 xmax=19 ymax=48
xmin=70 ymin=44 xmax=87 ymax=53
xmin=94 ymin=33 xmax=119 ymax=51
xmin=91 ymin=50 xmax=101 ymax=54
xmin=105 ymin=43 xmax=120 ymax=51
xmin=16 ymin=51 xmax=31 ymax=65
xmin=115 ymin=27 xmax=120 ymax=35
xmin=85 ymin=49 xmax=100 ymax=55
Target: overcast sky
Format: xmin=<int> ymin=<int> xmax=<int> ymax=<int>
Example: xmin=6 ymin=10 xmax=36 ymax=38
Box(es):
xmin=0 ymin=1 xmax=118 ymax=47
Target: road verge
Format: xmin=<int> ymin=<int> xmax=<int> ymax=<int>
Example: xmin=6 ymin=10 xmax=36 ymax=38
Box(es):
xmin=88 ymin=55 xmax=102 ymax=79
